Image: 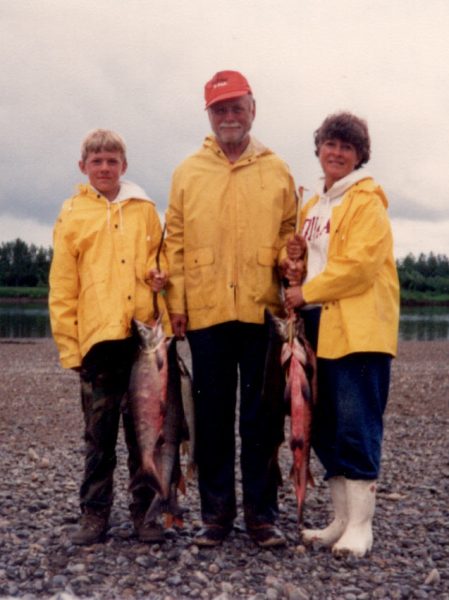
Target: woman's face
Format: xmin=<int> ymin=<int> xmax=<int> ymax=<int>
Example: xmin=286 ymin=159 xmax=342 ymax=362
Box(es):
xmin=318 ymin=138 xmax=359 ymax=189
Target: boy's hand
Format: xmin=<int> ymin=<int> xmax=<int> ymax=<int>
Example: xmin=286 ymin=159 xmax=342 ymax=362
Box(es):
xmin=284 ymin=286 xmax=305 ymax=311
xmin=146 ymin=268 xmax=167 ymax=292
xmin=170 ymin=313 xmax=187 ymax=339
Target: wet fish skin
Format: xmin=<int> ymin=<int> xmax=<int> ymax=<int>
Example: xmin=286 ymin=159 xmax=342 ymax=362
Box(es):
xmin=271 ymin=311 xmax=316 ymax=522
xmin=128 ymin=318 xmax=168 ymax=496
xmin=283 ymin=336 xmax=313 ymax=521
xmin=145 ymin=338 xmax=191 ymax=527
xmin=176 ymin=343 xmax=196 ymax=477
xmin=260 ymin=310 xmax=289 ymax=491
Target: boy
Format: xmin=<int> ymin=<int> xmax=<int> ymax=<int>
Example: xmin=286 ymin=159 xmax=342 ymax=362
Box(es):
xmin=49 ymin=129 xmax=168 ymax=545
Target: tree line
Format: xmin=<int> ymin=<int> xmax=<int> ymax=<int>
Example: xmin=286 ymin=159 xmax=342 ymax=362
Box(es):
xmin=0 ymin=239 xmax=52 ymax=287
xmin=1 ymin=239 xmax=449 ymax=298
xmin=397 ymin=252 xmax=449 ymax=296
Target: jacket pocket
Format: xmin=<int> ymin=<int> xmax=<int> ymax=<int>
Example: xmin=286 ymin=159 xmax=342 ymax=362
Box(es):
xmin=135 ymin=261 xmax=148 ymax=282
xmin=254 ymin=246 xmax=279 ymax=304
xmin=184 ymin=247 xmax=216 ymax=309
xmin=257 ymin=247 xmax=277 ymax=267
xmin=78 ymin=268 xmax=104 ymax=346
xmin=185 ymin=247 xmax=214 ymax=269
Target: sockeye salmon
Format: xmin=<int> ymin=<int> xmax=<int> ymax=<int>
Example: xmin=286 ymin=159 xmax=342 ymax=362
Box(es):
xmin=271 ymin=311 xmax=317 ymax=522
xmin=260 ymin=310 xmax=289 ymax=493
xmin=144 ymin=338 xmax=195 ymax=528
xmin=177 ymin=341 xmax=196 ymax=478
xmin=128 ymin=318 xmax=168 ymax=496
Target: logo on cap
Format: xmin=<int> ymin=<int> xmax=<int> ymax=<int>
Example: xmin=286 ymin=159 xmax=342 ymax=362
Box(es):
xmin=204 ymin=70 xmax=252 ymax=109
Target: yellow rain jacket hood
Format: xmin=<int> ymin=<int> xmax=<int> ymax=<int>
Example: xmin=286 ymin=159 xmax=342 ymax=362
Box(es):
xmin=49 ymin=181 xmax=169 ymax=369
xmin=165 ymin=135 xmax=297 ymax=330
xmin=301 ymin=177 xmax=400 ymax=359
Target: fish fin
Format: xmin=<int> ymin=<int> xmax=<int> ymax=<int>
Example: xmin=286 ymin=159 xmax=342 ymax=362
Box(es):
xmin=178 ymin=474 xmax=186 ymax=495
xmin=176 ymin=352 xmax=192 ymax=378
xmin=164 ymin=513 xmax=174 ymax=528
xmin=163 ymin=514 xmax=184 ymax=528
xmin=289 ymin=464 xmax=302 ymax=488
xmin=143 ymin=494 xmax=162 ymax=524
xmin=186 ymin=462 xmax=197 ymax=480
xmin=172 ymin=516 xmax=184 ymax=528
xmin=140 ymin=467 xmax=163 ymax=497
xmin=307 ymin=467 xmax=315 ymax=488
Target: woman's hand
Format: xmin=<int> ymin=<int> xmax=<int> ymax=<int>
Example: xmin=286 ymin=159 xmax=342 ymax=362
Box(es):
xmin=284 ymin=285 xmax=305 ymax=311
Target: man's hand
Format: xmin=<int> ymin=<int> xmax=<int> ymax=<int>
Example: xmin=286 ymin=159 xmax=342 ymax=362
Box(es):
xmin=170 ymin=313 xmax=188 ymax=339
xmin=146 ymin=268 xmax=168 ymax=292
xmin=287 ymin=233 xmax=306 ymax=261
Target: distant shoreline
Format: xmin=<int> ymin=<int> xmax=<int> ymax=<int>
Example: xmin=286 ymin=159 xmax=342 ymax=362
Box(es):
xmin=0 ymin=296 xmax=48 ymax=304
xmin=1 ymin=294 xmax=449 ymax=308
xmin=401 ymin=299 xmax=449 ymax=307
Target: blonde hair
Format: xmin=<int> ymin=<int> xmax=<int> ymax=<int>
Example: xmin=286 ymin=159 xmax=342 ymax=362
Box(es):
xmin=80 ymin=129 xmax=127 ymax=162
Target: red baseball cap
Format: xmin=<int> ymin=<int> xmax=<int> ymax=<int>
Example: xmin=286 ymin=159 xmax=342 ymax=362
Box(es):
xmin=204 ymin=70 xmax=252 ymax=109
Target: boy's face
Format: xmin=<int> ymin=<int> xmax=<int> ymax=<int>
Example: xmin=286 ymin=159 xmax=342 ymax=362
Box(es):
xmin=79 ymin=150 xmax=127 ymax=202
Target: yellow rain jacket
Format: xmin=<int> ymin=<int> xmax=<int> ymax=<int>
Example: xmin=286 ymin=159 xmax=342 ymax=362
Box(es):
xmin=165 ymin=136 xmax=297 ymax=330
xmin=301 ymin=177 xmax=400 ymax=359
xmin=49 ymin=182 xmax=169 ymax=369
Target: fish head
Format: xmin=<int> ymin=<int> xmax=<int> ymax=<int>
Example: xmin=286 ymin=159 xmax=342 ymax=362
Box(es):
xmin=264 ymin=309 xmax=308 ymax=346
xmin=265 ymin=309 xmax=289 ymax=342
xmin=132 ymin=317 xmax=166 ymax=350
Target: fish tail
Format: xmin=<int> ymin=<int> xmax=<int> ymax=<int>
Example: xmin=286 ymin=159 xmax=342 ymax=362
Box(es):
xmin=164 ymin=513 xmax=184 ymax=528
xmin=140 ymin=458 xmax=164 ymax=496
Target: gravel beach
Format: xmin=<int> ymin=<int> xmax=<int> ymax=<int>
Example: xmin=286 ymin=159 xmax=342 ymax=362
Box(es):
xmin=0 ymin=338 xmax=448 ymax=600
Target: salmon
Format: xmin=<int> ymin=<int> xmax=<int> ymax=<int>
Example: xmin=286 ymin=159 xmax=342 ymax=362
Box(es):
xmin=176 ymin=342 xmax=196 ymax=478
xmin=261 ymin=310 xmax=289 ymax=492
xmin=128 ymin=318 xmax=168 ymax=496
xmin=271 ymin=311 xmax=317 ymax=522
xmin=144 ymin=338 xmax=194 ymax=528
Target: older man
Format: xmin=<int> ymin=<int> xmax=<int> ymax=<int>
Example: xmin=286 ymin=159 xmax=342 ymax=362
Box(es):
xmin=165 ymin=70 xmax=297 ymax=547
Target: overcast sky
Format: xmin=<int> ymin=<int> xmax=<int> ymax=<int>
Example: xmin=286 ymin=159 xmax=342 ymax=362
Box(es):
xmin=1 ymin=0 xmax=449 ymax=259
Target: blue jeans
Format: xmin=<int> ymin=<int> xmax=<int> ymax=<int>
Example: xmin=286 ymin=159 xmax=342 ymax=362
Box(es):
xmin=301 ymin=309 xmax=391 ymax=480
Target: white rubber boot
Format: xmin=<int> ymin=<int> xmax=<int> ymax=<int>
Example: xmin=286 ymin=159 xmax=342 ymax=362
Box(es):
xmin=302 ymin=476 xmax=347 ymax=546
xmin=332 ymin=479 xmax=376 ymax=558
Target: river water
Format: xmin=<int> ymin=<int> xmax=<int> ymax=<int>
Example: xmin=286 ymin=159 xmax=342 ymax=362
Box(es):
xmin=1 ymin=302 xmax=449 ymax=341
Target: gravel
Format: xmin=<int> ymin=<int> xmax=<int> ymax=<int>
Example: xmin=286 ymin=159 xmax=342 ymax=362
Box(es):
xmin=0 ymin=338 xmax=448 ymax=600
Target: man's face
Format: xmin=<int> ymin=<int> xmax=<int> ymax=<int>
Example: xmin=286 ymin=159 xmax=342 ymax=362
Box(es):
xmin=207 ymin=94 xmax=256 ymax=148
xmin=79 ymin=150 xmax=127 ymax=201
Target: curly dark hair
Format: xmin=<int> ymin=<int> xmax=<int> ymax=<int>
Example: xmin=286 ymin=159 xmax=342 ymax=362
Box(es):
xmin=314 ymin=112 xmax=371 ymax=168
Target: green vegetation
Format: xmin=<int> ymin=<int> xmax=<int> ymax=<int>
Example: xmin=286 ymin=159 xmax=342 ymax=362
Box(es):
xmin=397 ymin=253 xmax=449 ymax=305
xmin=1 ymin=239 xmax=449 ymax=305
xmin=0 ymin=239 xmax=52 ymax=290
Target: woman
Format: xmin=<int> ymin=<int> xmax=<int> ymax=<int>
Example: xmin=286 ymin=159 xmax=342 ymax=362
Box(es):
xmin=284 ymin=112 xmax=400 ymax=557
